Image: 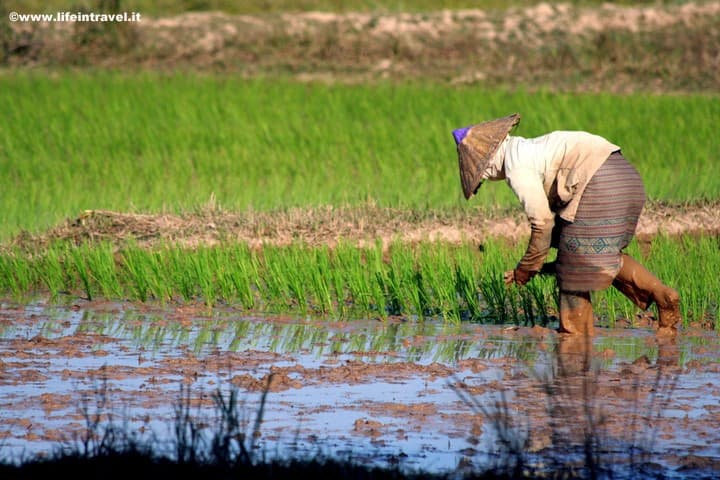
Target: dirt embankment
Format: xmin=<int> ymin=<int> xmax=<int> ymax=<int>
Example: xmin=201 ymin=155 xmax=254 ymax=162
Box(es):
xmin=12 ymin=202 xmax=720 ymax=251
xmin=3 ymin=2 xmax=720 ymax=92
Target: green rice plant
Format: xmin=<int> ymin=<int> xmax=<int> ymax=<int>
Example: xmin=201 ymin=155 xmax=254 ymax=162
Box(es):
xmin=594 ymin=286 xmax=635 ymax=328
xmin=118 ymin=246 xmax=173 ymax=304
xmin=454 ymin=246 xmax=482 ymax=321
xmin=419 ymin=243 xmax=460 ymax=322
xmin=68 ymin=244 xmax=95 ymax=301
xmin=328 ymin=252 xmax=349 ymax=318
xmin=126 ymin=248 xmax=172 ymax=304
xmin=383 ymin=245 xmax=410 ymax=316
xmin=648 ymin=234 xmax=719 ymax=326
xmin=522 ymin=276 xmax=554 ymax=327
xmin=120 ymin=245 xmax=153 ymax=302
xmin=308 ymin=246 xmax=335 ymax=316
xmin=166 ymin=246 xmax=197 ymax=302
xmin=334 ymin=242 xmax=373 ymax=317
xmin=192 ymin=247 xmax=218 ymax=308
xmin=228 ymin=243 xmax=259 ymax=311
xmin=475 ymin=239 xmax=517 ymax=324
xmin=366 ymin=241 xmax=388 ymax=320
xmin=211 ymin=248 xmax=236 ymax=306
xmin=518 ymin=287 xmax=536 ymax=327
xmin=151 ymin=250 xmax=175 ymax=303
xmin=261 ymin=245 xmax=311 ymax=313
xmin=411 ymin=269 xmax=431 ymax=321
xmin=85 ymin=242 xmax=123 ymax=299
xmin=385 ymin=244 xmax=430 ymax=319
xmin=0 ymin=235 xmax=717 ymax=329
xmin=283 ymin=246 xmax=311 ymax=313
xmin=36 ymin=244 xmax=67 ymax=300
xmin=0 ymin=249 xmax=35 ymax=301
xmin=257 ymin=246 xmax=288 ymax=311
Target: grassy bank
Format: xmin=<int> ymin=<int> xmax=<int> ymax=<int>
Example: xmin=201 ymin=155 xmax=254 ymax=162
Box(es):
xmin=4 ymin=2 xmax=718 ymax=92
xmin=1 ymin=236 xmax=716 ymax=328
xmin=2 ymin=72 xmax=718 ymax=240
xmin=2 ymin=0 xmax=676 ymax=16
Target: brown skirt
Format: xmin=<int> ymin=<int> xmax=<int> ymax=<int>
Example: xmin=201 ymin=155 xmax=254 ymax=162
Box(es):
xmin=555 ymin=151 xmax=645 ymax=292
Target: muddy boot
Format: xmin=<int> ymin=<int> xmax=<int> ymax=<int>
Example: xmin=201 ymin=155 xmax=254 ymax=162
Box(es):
xmin=558 ymin=291 xmax=595 ymax=336
xmin=612 ymin=254 xmax=681 ymax=336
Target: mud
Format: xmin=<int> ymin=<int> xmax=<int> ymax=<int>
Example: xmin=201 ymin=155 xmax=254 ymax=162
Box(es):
xmin=1 ymin=300 xmax=720 ymax=476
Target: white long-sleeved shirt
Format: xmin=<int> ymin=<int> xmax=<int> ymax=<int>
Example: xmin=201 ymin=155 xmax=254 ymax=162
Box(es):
xmin=485 ymin=131 xmax=620 ymax=226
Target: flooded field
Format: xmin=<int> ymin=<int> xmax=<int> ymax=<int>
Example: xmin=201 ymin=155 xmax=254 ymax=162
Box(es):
xmin=1 ymin=299 xmax=720 ymax=477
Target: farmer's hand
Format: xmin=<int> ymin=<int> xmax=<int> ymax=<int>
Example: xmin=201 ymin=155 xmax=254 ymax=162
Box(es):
xmin=504 ymin=268 xmax=533 ymax=286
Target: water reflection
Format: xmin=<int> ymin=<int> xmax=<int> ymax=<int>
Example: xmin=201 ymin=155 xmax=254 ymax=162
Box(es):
xmin=7 ymin=304 xmax=552 ymax=364
xmin=1 ymin=301 xmax=719 ymax=476
xmin=0 ymin=301 xmax=706 ymax=369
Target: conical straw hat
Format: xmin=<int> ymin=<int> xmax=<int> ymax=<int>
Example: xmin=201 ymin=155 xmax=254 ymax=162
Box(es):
xmin=452 ymin=113 xmax=520 ymax=199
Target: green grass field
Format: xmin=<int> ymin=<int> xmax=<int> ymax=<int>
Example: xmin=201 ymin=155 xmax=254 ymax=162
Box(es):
xmin=2 ymin=72 xmax=718 ymax=240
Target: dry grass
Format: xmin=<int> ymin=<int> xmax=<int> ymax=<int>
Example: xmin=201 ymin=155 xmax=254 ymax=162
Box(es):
xmin=10 ymin=201 xmax=720 ymax=252
xmin=3 ymin=2 xmax=720 ymax=92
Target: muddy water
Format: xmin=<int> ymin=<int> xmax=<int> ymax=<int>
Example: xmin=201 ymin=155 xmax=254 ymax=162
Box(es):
xmin=1 ymin=300 xmax=720 ymax=476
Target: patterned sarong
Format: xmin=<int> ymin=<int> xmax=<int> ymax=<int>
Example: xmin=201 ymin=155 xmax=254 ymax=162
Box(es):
xmin=556 ymin=151 xmax=645 ymax=292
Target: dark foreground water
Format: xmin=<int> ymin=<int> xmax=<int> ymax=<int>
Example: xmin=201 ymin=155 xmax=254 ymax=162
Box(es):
xmin=1 ymin=299 xmax=719 ymax=478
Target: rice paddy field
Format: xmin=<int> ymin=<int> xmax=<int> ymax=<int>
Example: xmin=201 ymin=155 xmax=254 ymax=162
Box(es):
xmin=2 ymin=1 xmax=720 ymax=478
xmin=1 ymin=73 xmax=718 ymax=326
xmin=1 ymin=73 xmax=719 ymax=240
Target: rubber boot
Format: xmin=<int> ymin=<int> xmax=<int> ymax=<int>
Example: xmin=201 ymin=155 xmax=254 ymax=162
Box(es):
xmin=558 ymin=291 xmax=595 ymax=336
xmin=612 ymin=254 xmax=681 ymax=336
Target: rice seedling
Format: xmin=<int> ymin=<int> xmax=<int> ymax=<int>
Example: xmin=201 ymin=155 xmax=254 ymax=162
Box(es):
xmin=165 ymin=246 xmax=197 ymax=302
xmin=307 ymin=246 xmax=334 ymax=316
xmin=385 ymin=244 xmax=434 ymax=320
xmin=473 ymin=240 xmax=517 ymax=324
xmin=234 ymin=244 xmax=261 ymax=311
xmin=36 ymin=244 xmax=66 ymax=300
xmin=334 ymin=242 xmax=374 ymax=317
xmin=366 ymin=242 xmax=389 ymax=320
xmin=419 ymin=244 xmax=460 ymax=322
xmin=454 ymin=246 xmax=482 ymax=321
xmin=258 ymin=246 xmax=292 ymax=312
xmin=283 ymin=248 xmax=312 ymax=313
xmin=212 ymin=248 xmax=236 ymax=306
xmin=119 ymin=245 xmax=152 ymax=302
xmin=68 ymin=245 xmax=95 ymax=301
xmin=384 ymin=245 xmax=415 ymax=316
xmin=0 ymin=234 xmax=716 ymax=329
xmin=328 ymin=257 xmax=349 ymax=318
xmin=646 ymin=235 xmax=719 ymax=325
xmin=76 ymin=242 xmax=122 ymax=300
xmin=0 ymin=249 xmax=35 ymax=302
xmin=191 ymin=246 xmax=219 ymax=308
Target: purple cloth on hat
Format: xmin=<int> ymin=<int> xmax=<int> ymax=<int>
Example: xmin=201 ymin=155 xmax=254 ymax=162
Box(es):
xmin=452 ymin=126 xmax=471 ymax=145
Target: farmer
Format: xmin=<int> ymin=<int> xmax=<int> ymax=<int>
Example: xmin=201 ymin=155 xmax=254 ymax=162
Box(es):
xmin=452 ymin=113 xmax=681 ymax=336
